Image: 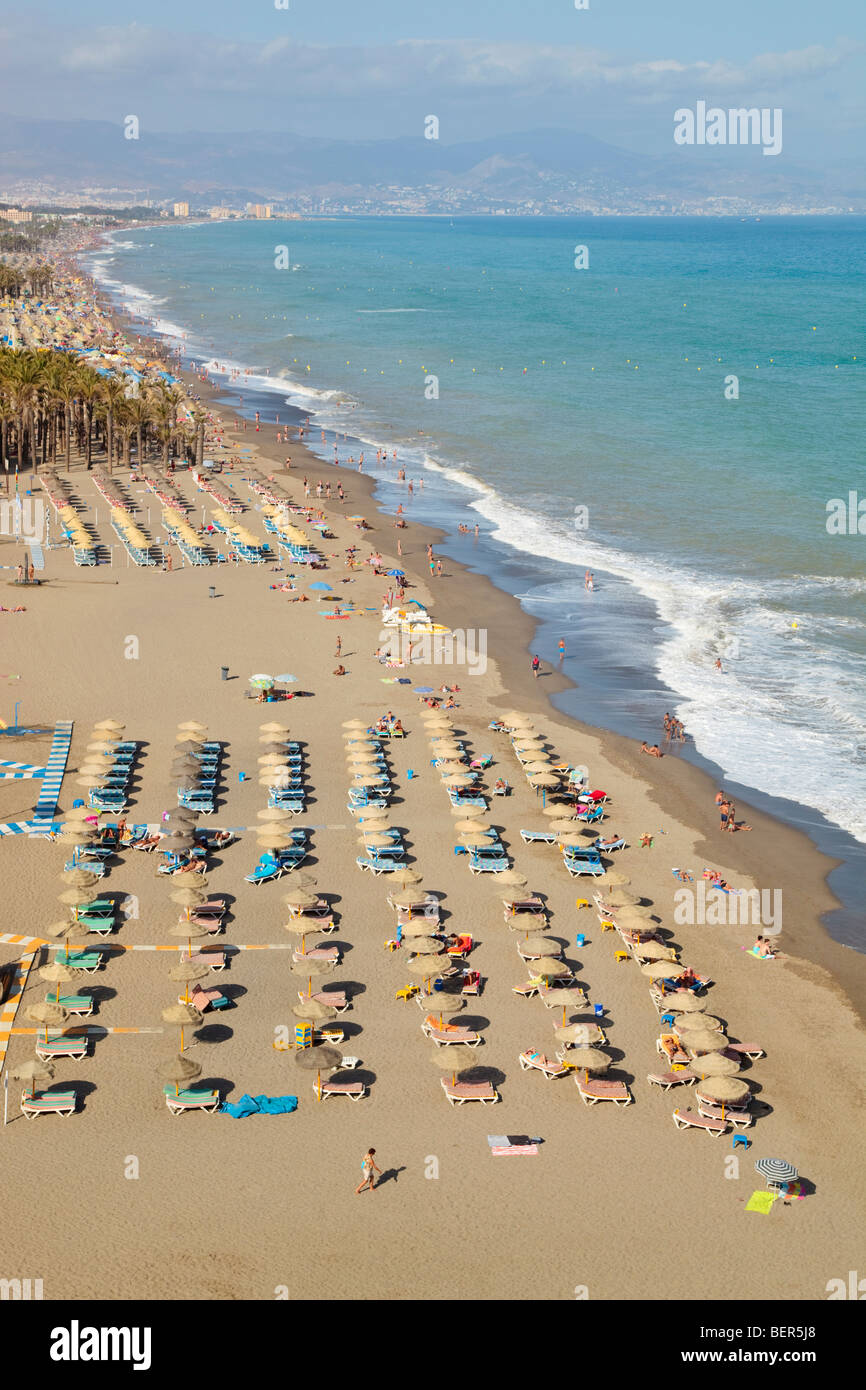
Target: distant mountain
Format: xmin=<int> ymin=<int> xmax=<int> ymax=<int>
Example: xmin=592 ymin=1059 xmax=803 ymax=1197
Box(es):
xmin=0 ymin=116 xmax=859 ymax=210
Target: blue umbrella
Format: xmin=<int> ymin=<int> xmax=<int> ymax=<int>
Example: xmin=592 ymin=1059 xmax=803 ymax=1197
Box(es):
xmin=309 ymin=582 xmax=332 ymax=591
xmin=415 ymin=687 xmax=434 ymax=694
xmin=275 ymin=674 xmax=298 ymax=683
xmin=388 ymin=569 xmax=405 ymax=578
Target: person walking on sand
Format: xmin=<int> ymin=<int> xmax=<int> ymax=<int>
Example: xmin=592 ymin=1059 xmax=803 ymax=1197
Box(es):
xmin=355 ymin=1148 xmax=381 ymax=1195
xmin=557 ymin=639 xmax=566 ymax=662
xmin=531 ymin=655 xmax=541 ymax=679
xmin=335 ymin=636 xmax=342 ymax=658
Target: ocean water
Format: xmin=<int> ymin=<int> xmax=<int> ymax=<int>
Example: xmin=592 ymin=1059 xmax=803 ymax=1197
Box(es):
xmin=85 ymin=217 xmax=866 ymax=863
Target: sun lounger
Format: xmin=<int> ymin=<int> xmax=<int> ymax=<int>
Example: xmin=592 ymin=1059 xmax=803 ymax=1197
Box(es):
xmin=672 ymin=1108 xmax=729 ymax=1136
xmin=512 ymin=978 xmax=542 ymax=998
xmin=299 ymin=989 xmax=348 ymax=1012
xmin=51 ymin=994 xmax=94 ymax=1016
xmin=164 ymin=1086 xmax=221 ymax=1116
xmin=424 ymin=1023 xmax=482 ymax=1046
xmin=562 ymin=855 xmax=605 ymax=878
xmin=519 ymin=1050 xmax=568 ymax=1079
xmin=189 ymin=983 xmax=230 ymax=1012
xmin=538 ymin=983 xmax=587 ymax=1009
xmin=723 ymin=1043 xmax=765 ymax=1061
xmin=657 ymin=1034 xmax=691 ymax=1066
xmin=520 ymin=830 xmax=557 ymax=844
xmin=35 ymin=1035 xmax=89 ymax=1060
xmin=440 ymin=1077 xmax=498 ymax=1106
xmin=66 ymin=951 xmax=103 ymax=973
xmin=182 ymin=948 xmax=227 ymax=971
xmin=468 ymin=855 xmax=510 ymax=875
xmin=245 ymin=859 xmax=284 ymax=885
xmin=356 ymin=855 xmax=402 ymax=874
xmin=576 ymin=1077 xmax=632 ymax=1106
xmin=20 ymin=1089 xmax=77 ymax=1118
xmin=647 ymin=1070 xmax=697 ymax=1090
xmin=292 ymin=946 xmax=340 ymax=964
xmin=696 ymin=1099 xmax=753 ymax=1127
xmin=317 ymin=1079 xmax=366 ymax=1101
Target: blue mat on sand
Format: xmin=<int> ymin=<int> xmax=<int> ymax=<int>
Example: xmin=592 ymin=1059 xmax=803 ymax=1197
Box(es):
xmin=221 ymin=1093 xmax=298 ymax=1118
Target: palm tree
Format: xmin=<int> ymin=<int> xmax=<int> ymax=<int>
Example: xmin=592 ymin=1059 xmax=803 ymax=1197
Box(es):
xmin=71 ymin=367 xmax=103 ymax=470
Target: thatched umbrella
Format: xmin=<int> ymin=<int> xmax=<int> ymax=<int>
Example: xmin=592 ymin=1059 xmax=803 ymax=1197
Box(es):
xmin=493 ymin=869 xmax=528 ymax=889
xmin=295 ymin=1044 xmax=342 ymax=1072
xmin=39 ymin=961 xmax=77 ymax=1001
xmin=696 ymin=1077 xmax=751 ymax=1105
xmin=25 ymin=1000 xmax=70 ymax=1042
xmin=292 ymin=999 xmax=337 ymax=1022
xmin=634 ymin=941 xmax=678 ymax=962
xmin=170 ymin=886 xmax=207 ymax=919
xmin=256 ymin=828 xmax=293 ymax=848
xmin=567 ymin=1047 xmax=611 ymax=1081
xmin=519 ymin=936 xmax=561 ymax=956
xmin=168 ymin=960 xmax=209 ymax=1002
xmin=660 ymin=992 xmax=707 ymax=1014
xmin=75 ymin=775 xmax=103 ymax=789
xmin=283 ymin=889 xmax=320 ymax=910
xmin=407 ymin=939 xmax=445 ymax=956
xmin=641 ymin=961 xmax=681 ymax=981
xmin=157 ymin=1052 xmax=202 ymax=1097
xmin=420 ymin=994 xmax=465 ymax=1024
xmin=614 ymin=905 xmax=656 ymax=925
xmin=291 ymin=959 xmax=335 ymax=996
xmin=688 ymin=1053 xmax=742 ymax=1078
xmin=10 ymin=1057 xmax=56 ymax=1099
xmin=341 ymin=719 xmax=369 ymax=730
xmin=178 ymin=721 xmax=208 ymax=733
xmin=685 ymin=1032 xmax=730 ymax=1056
xmin=532 ymin=956 xmax=570 ymax=978
xmin=603 ymin=870 xmax=632 ymax=886
xmin=257 ymin=807 xmax=293 ymax=823
xmin=58 ymin=827 xmax=95 ymax=847
xmin=387 ymin=868 xmax=423 ymax=888
xmin=261 ymin=721 xmax=291 ymax=734
xmin=170 ymin=919 xmax=211 ymax=958
xmin=93 ymin=719 xmax=125 ymax=731
xmin=460 ymin=833 xmax=493 ymax=848
xmin=161 ymin=1001 xmax=204 ymax=1052
xmin=674 ymin=1013 xmax=724 ymax=1034
xmin=60 ymin=867 xmax=100 ymax=889
xmin=602 ymin=887 xmax=643 ymax=907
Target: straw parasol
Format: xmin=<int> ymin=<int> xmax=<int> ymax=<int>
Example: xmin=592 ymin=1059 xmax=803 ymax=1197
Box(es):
xmin=659 ymin=992 xmax=707 ymax=1013
xmin=39 ymin=961 xmax=76 ymax=1001
xmin=460 ymin=833 xmax=493 ymax=848
xmin=555 ymin=1022 xmax=601 ymax=1046
xmin=170 ymin=919 xmax=211 ymax=957
xmin=256 ymin=829 xmax=293 ymax=848
xmin=494 ymin=870 xmax=528 ymax=888
xmin=454 ymin=819 xmax=490 ymax=833
xmin=407 ymin=939 xmax=445 ymax=956
xmin=399 ymin=923 xmax=440 ymax=940
xmin=178 ymin=721 xmax=208 ymax=733
xmin=170 ymin=886 xmax=206 ymax=909
xmin=257 ymin=808 xmax=292 ymax=822
xmin=10 ymin=1057 xmax=55 ymax=1098
xmin=169 ymin=960 xmax=209 ymax=1002
xmin=533 ymin=957 xmax=570 ymax=978
xmin=519 ymin=936 xmax=561 ymax=956
xmin=441 ymin=773 xmax=473 ymax=787
xmin=541 ymin=804 xmax=570 ymax=818
xmin=688 ymin=1053 xmax=741 ymax=1078
xmin=420 ymin=994 xmax=465 ymax=1020
xmin=93 ymin=719 xmax=124 ymax=731
xmin=341 ymin=720 xmax=369 ymax=730
xmin=548 ymin=819 xmax=579 ymax=834
xmin=157 ymin=1053 xmax=202 ymax=1096
xmin=641 ymin=961 xmax=680 ymax=980
xmin=294 ymin=1044 xmax=343 ymax=1072
xmin=292 ymin=999 xmax=337 ymax=1021
xmin=603 ymin=870 xmax=631 ymax=886
xmin=388 ymin=868 xmax=423 ymax=887
xmin=616 ymin=905 xmax=656 ymax=925
xmin=86 ymin=741 xmax=116 ymax=753
xmin=63 ymin=806 xmax=102 ymax=821
xmin=161 ymin=1001 xmax=203 ymax=1051
xmin=75 ymin=775 xmax=103 ymax=789
xmin=407 ymin=959 xmax=446 ymax=980
xmin=566 ymin=1047 xmax=611 ymax=1078
xmin=674 ymin=1013 xmax=724 ymax=1034
xmin=634 ymin=941 xmax=678 ymax=962
xmin=260 ymin=753 xmax=290 ymax=766
xmin=261 ymin=722 xmax=291 ymax=734
xmin=602 ymin=887 xmax=642 ymax=907
xmin=60 ymin=868 xmax=100 ymax=888
xmin=283 ymin=889 xmax=320 ymax=910
xmin=685 ymin=1032 xmax=730 ymax=1055
xmin=358 ymin=832 xmax=394 ymax=849
xmin=696 ymin=1077 xmax=750 ymax=1105
xmin=25 ymin=1002 xmax=70 ymax=1038
xmin=291 ymin=959 xmax=335 ymax=984
xmin=557 ymin=833 xmax=589 ymax=849
xmin=524 ymin=760 xmax=552 ymax=775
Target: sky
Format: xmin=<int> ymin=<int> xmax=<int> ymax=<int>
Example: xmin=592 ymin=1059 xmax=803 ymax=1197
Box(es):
xmin=0 ymin=0 xmax=863 ymax=159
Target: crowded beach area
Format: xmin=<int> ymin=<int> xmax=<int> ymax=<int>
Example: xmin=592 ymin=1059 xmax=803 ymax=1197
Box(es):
xmin=0 ymin=239 xmax=864 ymax=1303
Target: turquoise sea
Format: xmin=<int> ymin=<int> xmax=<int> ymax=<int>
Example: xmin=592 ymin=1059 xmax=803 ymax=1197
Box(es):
xmin=85 ymin=216 xmax=866 ymax=921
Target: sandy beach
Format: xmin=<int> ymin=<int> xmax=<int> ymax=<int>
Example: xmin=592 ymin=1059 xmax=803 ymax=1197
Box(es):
xmin=0 ymin=243 xmax=864 ymax=1304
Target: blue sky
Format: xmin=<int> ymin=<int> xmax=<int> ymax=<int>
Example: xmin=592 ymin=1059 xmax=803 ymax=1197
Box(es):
xmin=1 ymin=1 xmax=863 ymax=158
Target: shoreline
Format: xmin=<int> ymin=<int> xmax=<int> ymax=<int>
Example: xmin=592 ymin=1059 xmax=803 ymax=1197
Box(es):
xmin=91 ymin=250 xmax=866 ymax=1023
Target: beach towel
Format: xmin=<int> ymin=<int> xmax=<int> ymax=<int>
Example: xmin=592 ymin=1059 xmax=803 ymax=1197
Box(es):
xmin=221 ymin=1093 xmax=298 ymax=1118
xmin=487 ymin=1134 xmax=541 ymax=1155
xmin=745 ymin=1190 xmax=777 ymax=1215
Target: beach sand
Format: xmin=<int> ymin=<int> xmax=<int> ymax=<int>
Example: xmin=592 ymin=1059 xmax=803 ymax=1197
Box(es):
xmin=1 ymin=416 xmax=865 ymax=1302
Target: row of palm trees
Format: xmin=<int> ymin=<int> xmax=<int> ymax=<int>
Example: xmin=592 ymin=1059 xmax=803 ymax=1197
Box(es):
xmin=0 ymin=346 xmax=206 ymax=475
xmin=0 ymin=261 xmax=53 ymax=298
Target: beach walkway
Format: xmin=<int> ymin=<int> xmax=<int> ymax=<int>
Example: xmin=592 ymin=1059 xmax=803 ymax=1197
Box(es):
xmin=31 ymin=719 xmax=73 ymax=824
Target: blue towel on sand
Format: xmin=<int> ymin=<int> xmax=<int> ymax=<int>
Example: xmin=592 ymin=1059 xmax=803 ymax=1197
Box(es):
xmin=221 ymin=1093 xmax=298 ymax=1118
